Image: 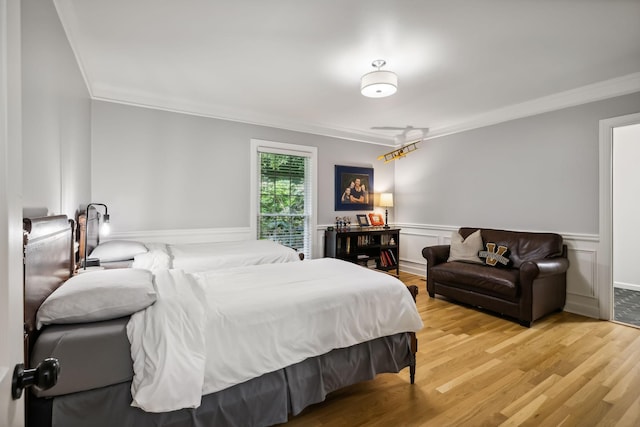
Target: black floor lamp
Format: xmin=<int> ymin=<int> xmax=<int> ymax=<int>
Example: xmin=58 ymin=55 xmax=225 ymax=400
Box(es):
xmin=83 ymin=203 xmax=110 ymax=270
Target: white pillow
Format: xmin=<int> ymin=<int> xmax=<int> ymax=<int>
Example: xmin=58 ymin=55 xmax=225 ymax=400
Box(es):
xmin=36 ymin=268 xmax=156 ymax=329
xmin=89 ymin=240 xmax=148 ymax=262
xmin=448 ymin=229 xmax=484 ymax=264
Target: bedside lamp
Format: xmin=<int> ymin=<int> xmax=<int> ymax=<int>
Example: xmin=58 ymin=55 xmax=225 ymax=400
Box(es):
xmin=379 ymin=193 xmax=394 ymax=229
xmin=83 ymin=203 xmax=110 ymax=270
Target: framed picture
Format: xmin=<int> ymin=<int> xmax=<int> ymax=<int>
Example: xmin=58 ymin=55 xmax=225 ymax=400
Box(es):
xmin=356 ymin=214 xmax=369 ymax=227
xmin=368 ymin=213 xmax=384 ymax=226
xmin=335 ymin=165 xmax=374 ymax=211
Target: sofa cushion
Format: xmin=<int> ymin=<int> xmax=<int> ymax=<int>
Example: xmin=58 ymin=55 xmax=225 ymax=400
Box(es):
xmin=429 ymin=261 xmax=519 ymax=300
xmin=459 ymin=228 xmax=563 ymax=268
xmin=478 ymin=242 xmax=511 ymax=267
xmin=448 ymin=230 xmax=484 ymax=264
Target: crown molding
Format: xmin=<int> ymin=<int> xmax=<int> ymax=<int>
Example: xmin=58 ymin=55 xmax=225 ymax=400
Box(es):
xmin=426 ymin=72 xmax=640 ymax=140
xmin=91 ymin=86 xmax=395 ymax=146
xmin=89 ymin=71 xmax=640 ymax=147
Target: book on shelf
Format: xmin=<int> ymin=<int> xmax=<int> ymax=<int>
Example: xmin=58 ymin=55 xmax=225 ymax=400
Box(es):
xmin=387 ymin=249 xmax=397 ymax=264
xmin=357 ymin=235 xmax=371 ymax=246
xmin=379 ymin=250 xmax=395 ymax=268
xmin=379 ymin=251 xmax=388 ymax=267
xmin=385 ymin=251 xmax=394 ymax=266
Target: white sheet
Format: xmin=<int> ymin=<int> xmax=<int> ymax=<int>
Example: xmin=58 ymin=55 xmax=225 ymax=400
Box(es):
xmin=127 ymin=258 xmax=423 ymax=412
xmin=132 ymin=239 xmax=300 ymax=273
xmin=127 ymin=270 xmax=207 ymax=411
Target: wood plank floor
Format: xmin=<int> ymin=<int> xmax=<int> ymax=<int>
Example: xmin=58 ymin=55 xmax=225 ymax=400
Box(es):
xmin=284 ymin=272 xmax=640 ymax=426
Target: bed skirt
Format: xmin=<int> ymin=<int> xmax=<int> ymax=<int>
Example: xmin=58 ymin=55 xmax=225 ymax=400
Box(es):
xmin=29 ymin=333 xmax=413 ymax=427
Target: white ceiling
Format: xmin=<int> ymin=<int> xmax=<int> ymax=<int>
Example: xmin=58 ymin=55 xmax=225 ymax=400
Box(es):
xmin=54 ymin=0 xmax=640 ymax=145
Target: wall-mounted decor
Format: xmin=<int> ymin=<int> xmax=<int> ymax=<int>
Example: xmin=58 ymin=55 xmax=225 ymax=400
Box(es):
xmin=335 ymin=165 xmax=374 ymax=211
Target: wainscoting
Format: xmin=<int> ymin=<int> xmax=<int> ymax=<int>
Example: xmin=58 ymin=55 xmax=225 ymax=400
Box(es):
xmin=113 ymin=224 xmax=602 ymax=320
xmin=110 ymin=227 xmax=255 ymax=245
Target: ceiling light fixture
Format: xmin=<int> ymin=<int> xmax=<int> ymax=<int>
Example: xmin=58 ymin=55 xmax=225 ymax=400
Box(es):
xmin=361 ymin=60 xmax=398 ymax=98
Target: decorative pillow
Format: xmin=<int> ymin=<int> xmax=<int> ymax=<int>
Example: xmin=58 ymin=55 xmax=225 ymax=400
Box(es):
xmin=448 ymin=230 xmax=484 ymax=264
xmin=89 ymin=240 xmax=148 ymax=262
xmin=478 ymin=242 xmax=511 ymax=267
xmin=36 ymin=268 xmax=156 ymax=329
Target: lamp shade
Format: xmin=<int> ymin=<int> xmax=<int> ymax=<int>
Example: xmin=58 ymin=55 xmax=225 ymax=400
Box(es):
xmin=361 ymin=70 xmax=398 ymax=98
xmin=101 ymin=213 xmax=111 ymax=235
xmin=380 ymin=193 xmax=394 ymax=207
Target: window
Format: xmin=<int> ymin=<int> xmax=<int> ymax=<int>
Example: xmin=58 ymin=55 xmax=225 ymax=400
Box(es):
xmin=250 ymin=140 xmax=317 ymax=259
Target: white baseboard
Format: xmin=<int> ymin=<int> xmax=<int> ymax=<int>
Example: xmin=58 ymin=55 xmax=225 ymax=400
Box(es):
xmin=400 ymin=259 xmax=426 ymax=278
xmin=614 ymin=282 xmax=640 ymax=292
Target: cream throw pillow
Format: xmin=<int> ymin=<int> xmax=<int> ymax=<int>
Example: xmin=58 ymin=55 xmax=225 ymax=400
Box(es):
xmin=448 ymin=229 xmax=484 ymax=264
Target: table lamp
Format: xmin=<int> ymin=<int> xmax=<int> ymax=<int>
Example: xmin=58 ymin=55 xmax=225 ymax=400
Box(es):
xmin=83 ymin=203 xmax=110 ymax=269
xmin=379 ymin=193 xmax=393 ymax=229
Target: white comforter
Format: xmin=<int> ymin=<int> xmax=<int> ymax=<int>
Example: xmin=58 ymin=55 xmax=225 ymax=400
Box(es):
xmin=126 ymin=258 xmax=423 ymax=412
xmin=131 ymin=239 xmax=301 ymax=273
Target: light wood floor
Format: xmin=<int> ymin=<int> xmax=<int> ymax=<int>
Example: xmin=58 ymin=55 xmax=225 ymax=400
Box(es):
xmin=285 ymin=272 xmax=640 ymax=426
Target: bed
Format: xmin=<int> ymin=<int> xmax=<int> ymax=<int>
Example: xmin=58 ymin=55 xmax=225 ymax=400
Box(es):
xmin=77 ymin=209 xmax=303 ymax=272
xmin=24 ymin=215 xmax=422 ymax=427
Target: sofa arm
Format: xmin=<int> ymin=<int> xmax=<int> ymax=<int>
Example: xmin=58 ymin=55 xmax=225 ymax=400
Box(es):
xmin=520 ymin=258 xmax=570 ymax=283
xmin=422 ymin=245 xmax=450 ymax=268
xmin=422 ymin=245 xmax=450 ymax=297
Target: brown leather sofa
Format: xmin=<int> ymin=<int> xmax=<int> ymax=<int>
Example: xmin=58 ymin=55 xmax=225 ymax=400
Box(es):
xmin=422 ymin=227 xmax=569 ymax=327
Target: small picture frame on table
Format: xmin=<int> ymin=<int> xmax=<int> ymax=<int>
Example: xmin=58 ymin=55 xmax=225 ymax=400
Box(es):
xmin=356 ymin=214 xmax=369 ymax=227
xmin=368 ymin=213 xmax=384 ymax=227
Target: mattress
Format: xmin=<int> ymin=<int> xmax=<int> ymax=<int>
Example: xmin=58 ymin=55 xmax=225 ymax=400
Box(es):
xmin=30 ymin=317 xmax=132 ymax=397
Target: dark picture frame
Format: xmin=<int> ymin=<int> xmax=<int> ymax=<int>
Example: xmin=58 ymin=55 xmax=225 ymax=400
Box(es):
xmin=335 ymin=165 xmax=374 ymax=211
xmin=356 ymin=214 xmax=369 ymax=226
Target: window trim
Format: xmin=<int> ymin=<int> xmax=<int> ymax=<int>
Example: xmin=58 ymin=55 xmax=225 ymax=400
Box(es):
xmin=250 ymin=139 xmax=318 ymax=258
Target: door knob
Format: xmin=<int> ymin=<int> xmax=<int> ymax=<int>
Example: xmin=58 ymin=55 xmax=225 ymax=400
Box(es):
xmin=11 ymin=358 xmax=60 ymax=399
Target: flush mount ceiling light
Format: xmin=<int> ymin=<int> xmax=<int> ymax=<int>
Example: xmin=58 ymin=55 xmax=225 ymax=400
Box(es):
xmin=361 ymin=59 xmax=398 ymax=98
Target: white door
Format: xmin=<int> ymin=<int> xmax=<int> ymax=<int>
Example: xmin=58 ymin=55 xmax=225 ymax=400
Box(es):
xmin=599 ymin=111 xmax=640 ymax=322
xmin=612 ymin=122 xmax=640 ymax=326
xmin=0 ymin=0 xmax=24 ymax=425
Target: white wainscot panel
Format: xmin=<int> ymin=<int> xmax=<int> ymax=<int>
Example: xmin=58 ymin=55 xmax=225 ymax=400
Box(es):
xmin=110 ymin=227 xmax=254 ymax=245
xmin=563 ymin=237 xmax=600 ymax=318
xmin=397 ymin=224 xmax=457 ymax=277
xmin=314 ymin=228 xmax=327 ymax=260
xmin=566 ymin=249 xmax=597 ymax=298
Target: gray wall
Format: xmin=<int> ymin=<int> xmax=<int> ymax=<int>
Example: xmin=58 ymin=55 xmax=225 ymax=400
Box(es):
xmin=21 ymin=0 xmax=91 ymax=218
xmin=396 ymin=92 xmax=640 ymax=234
xmin=91 ymin=100 xmax=395 ymax=232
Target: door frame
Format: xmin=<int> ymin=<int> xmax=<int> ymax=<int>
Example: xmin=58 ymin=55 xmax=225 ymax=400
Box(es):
xmin=0 ymin=0 xmax=24 ymax=425
xmin=598 ymin=112 xmax=640 ymax=321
